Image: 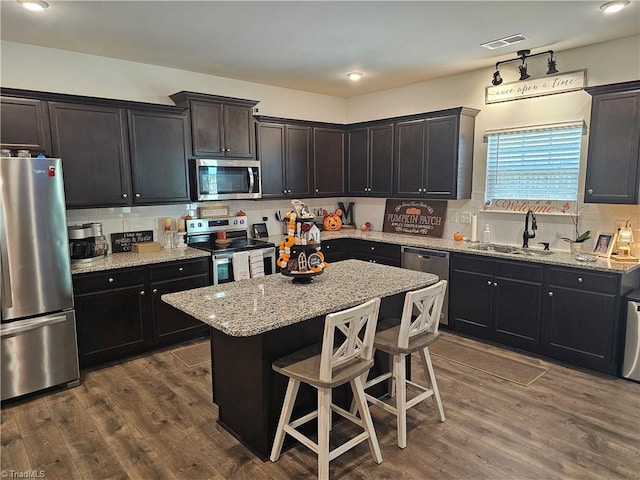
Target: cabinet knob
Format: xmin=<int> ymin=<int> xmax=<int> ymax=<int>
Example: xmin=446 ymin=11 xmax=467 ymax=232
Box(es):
xmin=587 ymin=189 xmax=593 ymax=194
xmin=418 ymin=188 xmax=423 ymax=193
xmin=548 ymin=292 xmax=554 ymax=297
xmin=152 ymin=288 xmax=158 ymax=294
xmin=135 ymin=193 xmax=141 ymax=198
xmin=316 ymin=188 xmax=319 ymax=193
xmin=122 ymin=193 xmax=128 ymax=198
xmin=487 ymin=281 xmax=492 ymax=286
xmin=178 ymin=267 xmax=184 ymax=272
xmin=325 ymin=245 xmax=330 ymax=249
xmin=493 ymin=282 xmax=498 ymax=287
xmin=370 ymin=246 xmax=375 ymax=250
xmin=108 ymin=277 xmax=114 ymax=283
xmin=140 ymin=290 xmax=145 ymax=296
xmin=577 ymin=277 xmax=583 ymax=283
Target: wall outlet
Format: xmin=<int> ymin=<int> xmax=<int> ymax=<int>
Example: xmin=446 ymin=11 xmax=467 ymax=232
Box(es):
xmin=449 ymin=211 xmax=459 ymax=224
xmin=460 ymin=212 xmax=471 ymax=224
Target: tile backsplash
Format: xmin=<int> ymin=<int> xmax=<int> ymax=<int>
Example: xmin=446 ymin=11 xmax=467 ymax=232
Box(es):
xmin=67 ymin=197 xmax=640 ymax=255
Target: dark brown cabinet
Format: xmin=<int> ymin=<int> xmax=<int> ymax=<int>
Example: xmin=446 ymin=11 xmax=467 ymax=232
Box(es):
xmin=450 ymin=254 xmax=543 ymax=352
xmin=350 ymin=239 xmax=401 ymax=267
xmin=313 ymin=127 xmax=345 ymax=196
xmin=584 ymin=81 xmax=640 ymax=204
xmin=73 ymin=257 xmax=211 ymax=369
xmin=320 ymin=238 xmax=350 ymax=263
xmin=127 ymin=109 xmax=191 ymax=204
xmin=257 ymin=121 xmax=312 ymax=198
xmin=170 ymin=92 xmax=258 ymax=159
xmin=0 ymin=96 xmax=51 ymax=155
xmin=347 ymin=124 xmax=394 ymax=197
xmin=49 ymin=102 xmax=131 ymax=208
xmin=394 ymin=108 xmax=478 ymax=199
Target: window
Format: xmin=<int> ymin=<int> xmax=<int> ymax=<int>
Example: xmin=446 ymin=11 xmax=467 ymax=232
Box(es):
xmin=485 ymin=122 xmax=584 ymax=202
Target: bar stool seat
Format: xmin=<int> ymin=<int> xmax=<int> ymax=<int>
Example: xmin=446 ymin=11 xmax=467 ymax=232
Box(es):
xmin=362 ymin=280 xmax=448 ymax=449
xmin=270 ymin=298 xmax=383 ymax=480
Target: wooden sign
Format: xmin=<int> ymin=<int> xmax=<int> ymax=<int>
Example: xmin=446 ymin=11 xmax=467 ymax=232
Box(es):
xmin=382 ymin=199 xmax=447 ymax=238
xmin=110 ymin=230 xmax=154 ymax=253
xmin=485 ymin=69 xmax=587 ymax=104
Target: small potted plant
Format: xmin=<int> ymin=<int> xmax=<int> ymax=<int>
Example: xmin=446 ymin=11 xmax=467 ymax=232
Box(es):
xmin=561 ymin=206 xmax=591 ymax=253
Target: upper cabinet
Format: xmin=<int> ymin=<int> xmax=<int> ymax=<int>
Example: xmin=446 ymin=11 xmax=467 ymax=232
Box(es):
xmin=347 ymin=124 xmax=394 ymax=197
xmin=170 ymin=91 xmax=258 ymax=159
xmin=0 ymin=96 xmax=52 ymax=155
xmin=313 ymin=127 xmax=345 ymax=197
xmin=584 ymin=81 xmax=640 ymax=205
xmin=394 ymin=108 xmax=478 ymax=199
xmin=49 ymin=102 xmax=131 ymax=208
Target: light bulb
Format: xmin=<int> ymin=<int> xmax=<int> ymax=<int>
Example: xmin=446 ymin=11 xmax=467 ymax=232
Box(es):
xmin=347 ymin=72 xmax=364 ymax=82
xmin=17 ymin=0 xmax=49 ymax=11
xmin=600 ymin=1 xmax=630 ymax=14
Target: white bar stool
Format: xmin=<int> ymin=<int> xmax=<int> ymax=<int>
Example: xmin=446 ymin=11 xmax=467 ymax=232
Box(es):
xmin=270 ymin=298 xmax=383 ymax=480
xmin=362 ymin=280 xmax=447 ymax=449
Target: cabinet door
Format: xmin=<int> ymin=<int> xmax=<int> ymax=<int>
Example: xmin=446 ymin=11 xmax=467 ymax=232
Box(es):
xmin=543 ymin=287 xmax=617 ymax=374
xmin=285 ymin=125 xmax=312 ymax=197
xmin=450 ymin=268 xmax=492 ymax=339
xmin=0 ymin=97 xmax=51 ymax=154
xmin=313 ymin=127 xmax=344 ymax=196
xmin=424 ymin=116 xmax=457 ymax=198
xmin=395 ymin=119 xmax=425 ymax=197
xmin=151 ymin=275 xmax=209 ymax=347
xmin=190 ymin=100 xmax=223 ymax=157
xmin=128 ymin=109 xmax=190 ymax=204
xmin=369 ymin=124 xmax=394 ymax=197
xmin=347 ymin=128 xmax=369 ymax=195
xmin=223 ymin=104 xmax=255 ymax=158
xmin=585 ymin=91 xmax=640 ymax=204
xmin=257 ymin=122 xmax=286 ymax=198
xmin=49 ymin=102 xmax=131 ymax=208
xmin=493 ymin=276 xmax=542 ymax=351
xmin=321 ymin=239 xmax=349 ymax=263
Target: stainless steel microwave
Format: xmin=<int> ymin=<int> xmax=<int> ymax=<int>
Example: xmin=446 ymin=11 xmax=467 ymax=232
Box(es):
xmin=192 ymin=159 xmax=261 ymax=201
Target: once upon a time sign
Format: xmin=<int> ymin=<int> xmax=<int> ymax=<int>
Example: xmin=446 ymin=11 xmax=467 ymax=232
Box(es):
xmin=382 ymin=199 xmax=447 ymax=238
xmin=485 ymin=69 xmax=587 ymax=104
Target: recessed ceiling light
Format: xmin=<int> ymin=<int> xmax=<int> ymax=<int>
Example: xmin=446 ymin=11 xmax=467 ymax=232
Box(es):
xmin=600 ymin=1 xmax=630 ymax=14
xmin=17 ymin=0 xmax=49 ymax=11
xmin=347 ymin=72 xmax=365 ymax=82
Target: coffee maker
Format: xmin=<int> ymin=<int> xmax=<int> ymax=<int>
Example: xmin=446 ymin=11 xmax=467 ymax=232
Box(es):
xmin=68 ymin=223 xmax=108 ymax=263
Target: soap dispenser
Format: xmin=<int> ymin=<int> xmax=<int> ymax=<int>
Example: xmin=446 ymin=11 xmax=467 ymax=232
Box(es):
xmin=482 ymin=224 xmax=492 ymax=243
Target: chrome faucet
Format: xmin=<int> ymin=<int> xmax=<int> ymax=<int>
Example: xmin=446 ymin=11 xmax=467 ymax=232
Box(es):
xmin=522 ymin=209 xmax=537 ymax=248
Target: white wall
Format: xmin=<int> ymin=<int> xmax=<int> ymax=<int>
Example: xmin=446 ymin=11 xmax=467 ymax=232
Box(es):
xmin=2 ymin=37 xmax=639 ymax=253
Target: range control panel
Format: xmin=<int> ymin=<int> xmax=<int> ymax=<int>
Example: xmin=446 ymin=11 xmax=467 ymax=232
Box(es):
xmin=186 ymin=216 xmax=248 ymax=235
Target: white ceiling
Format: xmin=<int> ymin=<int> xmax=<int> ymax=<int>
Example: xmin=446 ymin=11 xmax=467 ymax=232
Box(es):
xmin=1 ymin=1 xmax=639 ymax=98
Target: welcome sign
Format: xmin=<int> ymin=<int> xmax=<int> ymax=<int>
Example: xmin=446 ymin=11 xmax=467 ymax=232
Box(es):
xmin=485 ymin=69 xmax=587 ymax=104
xmin=383 ymin=199 xmax=447 ymax=237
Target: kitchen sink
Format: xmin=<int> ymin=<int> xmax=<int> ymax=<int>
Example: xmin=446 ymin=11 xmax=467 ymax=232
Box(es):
xmin=469 ymin=244 xmax=554 ymax=256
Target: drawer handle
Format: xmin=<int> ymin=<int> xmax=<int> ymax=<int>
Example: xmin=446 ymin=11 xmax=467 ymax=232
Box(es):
xmin=587 ymin=188 xmax=593 ymax=194
xmin=493 ymin=282 xmax=497 ymax=287
xmin=152 ymin=288 xmax=158 ymax=294
xmin=178 ymin=267 xmax=184 ymax=272
xmin=122 ymin=193 xmax=128 ymax=198
xmin=140 ymin=290 xmax=145 ymax=296
xmin=135 ymin=193 xmax=141 ymax=198
xmin=108 ymin=277 xmax=114 ymax=283
xmin=577 ymin=277 xmax=583 ymax=283
xmin=487 ymin=281 xmax=492 ymax=286
xmin=548 ymin=291 xmax=554 ymax=297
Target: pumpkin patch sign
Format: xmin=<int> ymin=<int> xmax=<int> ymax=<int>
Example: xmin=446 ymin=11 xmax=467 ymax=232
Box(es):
xmin=382 ymin=199 xmax=447 ymax=238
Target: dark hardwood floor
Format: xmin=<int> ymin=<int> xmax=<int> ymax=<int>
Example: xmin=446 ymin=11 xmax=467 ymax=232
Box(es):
xmin=2 ymin=331 xmax=639 ymax=479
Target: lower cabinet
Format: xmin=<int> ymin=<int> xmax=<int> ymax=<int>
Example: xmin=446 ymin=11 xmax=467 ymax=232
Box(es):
xmin=450 ymin=254 xmax=543 ymax=352
xmin=73 ymin=257 xmax=211 ymax=368
xmin=321 ymin=238 xmax=350 ymax=263
xmin=350 ymin=239 xmax=401 ymax=267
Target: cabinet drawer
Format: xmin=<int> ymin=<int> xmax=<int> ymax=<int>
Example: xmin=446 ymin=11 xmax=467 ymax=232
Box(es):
xmin=73 ymin=267 xmax=145 ymax=295
xmin=351 ymin=240 xmax=401 ymax=261
xmin=547 ymin=267 xmax=618 ymax=294
xmin=150 ymin=258 xmax=210 ymax=282
xmin=452 ymin=254 xmax=543 ymax=282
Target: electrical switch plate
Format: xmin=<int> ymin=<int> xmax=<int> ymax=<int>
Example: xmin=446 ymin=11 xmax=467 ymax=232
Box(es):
xmin=449 ymin=211 xmax=459 ymax=224
xmin=460 ymin=212 xmax=471 ymax=224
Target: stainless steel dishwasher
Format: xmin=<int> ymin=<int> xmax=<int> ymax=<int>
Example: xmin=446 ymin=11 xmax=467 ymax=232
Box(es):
xmin=401 ymin=246 xmax=450 ymax=325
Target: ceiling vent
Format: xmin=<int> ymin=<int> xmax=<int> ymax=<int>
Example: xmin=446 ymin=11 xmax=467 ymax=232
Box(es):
xmin=481 ymin=34 xmax=528 ymax=50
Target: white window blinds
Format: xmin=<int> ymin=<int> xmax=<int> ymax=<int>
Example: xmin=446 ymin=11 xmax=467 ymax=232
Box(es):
xmin=485 ymin=122 xmax=584 ymax=202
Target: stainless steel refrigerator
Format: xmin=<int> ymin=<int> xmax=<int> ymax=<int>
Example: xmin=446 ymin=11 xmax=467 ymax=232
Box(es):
xmin=1 ymin=157 xmax=80 ymax=401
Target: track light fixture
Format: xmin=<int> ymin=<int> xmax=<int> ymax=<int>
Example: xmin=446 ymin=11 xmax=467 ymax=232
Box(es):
xmin=491 ymin=49 xmax=559 ymax=86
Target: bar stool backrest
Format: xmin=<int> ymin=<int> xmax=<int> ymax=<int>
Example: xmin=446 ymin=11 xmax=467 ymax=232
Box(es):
xmin=319 ymin=298 xmax=381 ymax=383
xmin=398 ymin=280 xmax=447 ymax=349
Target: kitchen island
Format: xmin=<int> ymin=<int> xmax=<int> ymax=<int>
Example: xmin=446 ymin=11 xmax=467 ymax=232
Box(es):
xmin=162 ymin=259 xmax=439 ymax=459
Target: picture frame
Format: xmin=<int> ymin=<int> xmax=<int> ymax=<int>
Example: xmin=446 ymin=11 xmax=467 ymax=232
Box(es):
xmin=593 ymin=232 xmax=615 ymax=258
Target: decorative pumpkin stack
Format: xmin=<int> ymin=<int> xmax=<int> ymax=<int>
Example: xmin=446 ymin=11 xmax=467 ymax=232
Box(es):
xmin=278 ymin=211 xmax=328 ymax=282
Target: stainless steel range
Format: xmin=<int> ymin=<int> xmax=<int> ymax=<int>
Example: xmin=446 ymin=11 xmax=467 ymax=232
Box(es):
xmin=186 ymin=216 xmax=276 ymax=284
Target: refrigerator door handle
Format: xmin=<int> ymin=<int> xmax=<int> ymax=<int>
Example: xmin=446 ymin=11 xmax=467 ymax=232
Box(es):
xmin=0 ymin=233 xmax=12 ymax=310
xmin=0 ymin=314 xmax=68 ymax=338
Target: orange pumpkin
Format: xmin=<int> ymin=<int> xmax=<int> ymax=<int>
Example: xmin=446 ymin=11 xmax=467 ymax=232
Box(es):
xmin=323 ymin=215 xmax=342 ymax=231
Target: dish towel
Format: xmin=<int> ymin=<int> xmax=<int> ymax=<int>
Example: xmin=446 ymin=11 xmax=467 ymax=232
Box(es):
xmin=232 ymin=251 xmax=251 ymax=281
xmin=249 ymin=250 xmax=265 ymax=278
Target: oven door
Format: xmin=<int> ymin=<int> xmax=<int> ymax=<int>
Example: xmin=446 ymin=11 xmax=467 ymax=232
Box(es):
xmin=194 ymin=159 xmax=261 ymax=201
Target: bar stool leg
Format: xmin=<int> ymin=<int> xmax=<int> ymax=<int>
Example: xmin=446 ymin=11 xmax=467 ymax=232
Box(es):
xmin=351 ymin=375 xmax=383 ymax=464
xmin=420 ymin=347 xmax=445 ymax=422
xmin=270 ymin=378 xmax=300 ymax=462
xmin=318 ymin=387 xmax=332 ymax=480
xmin=394 ymin=353 xmax=408 ymax=449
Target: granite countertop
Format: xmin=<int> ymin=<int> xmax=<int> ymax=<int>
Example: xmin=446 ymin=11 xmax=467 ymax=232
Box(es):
xmin=71 ymin=247 xmax=211 ymax=275
xmin=162 ymin=259 xmax=439 ymax=337
xmin=283 ymin=230 xmax=639 ymax=274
